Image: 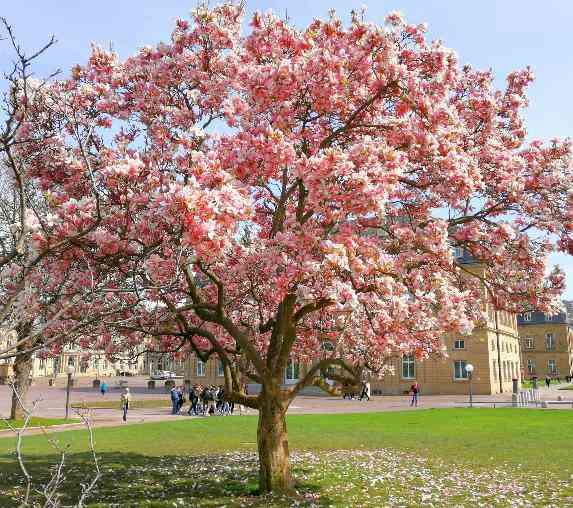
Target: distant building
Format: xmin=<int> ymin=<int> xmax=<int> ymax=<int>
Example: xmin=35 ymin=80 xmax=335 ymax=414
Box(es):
xmin=371 ymin=307 xmax=520 ymax=396
xmin=368 ymin=250 xmax=521 ymax=395
xmin=183 ymin=253 xmax=522 ymax=396
xmin=143 ymin=352 xmax=186 ymax=377
xmin=0 ymin=331 xmax=143 ymax=382
xmin=183 ymin=301 xmax=521 ymax=396
xmin=517 ymin=309 xmax=573 ymax=380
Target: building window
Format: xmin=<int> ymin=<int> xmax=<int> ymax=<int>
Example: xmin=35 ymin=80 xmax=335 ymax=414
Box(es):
xmin=285 ymin=359 xmax=300 ymax=383
xmin=491 ymin=340 xmax=495 ymax=351
xmin=527 ymin=359 xmax=535 ymax=375
xmin=522 ymin=312 xmax=532 ymax=322
xmin=67 ymin=356 xmax=75 ymax=368
xmin=545 ymin=334 xmax=555 ymax=351
xmin=548 ymin=360 xmax=557 ymax=375
xmin=493 ymin=360 xmax=498 ymax=380
xmin=217 ymin=360 xmax=225 ymax=377
xmin=454 ymin=360 xmax=468 ymax=379
xmin=401 ymin=355 xmax=415 ymax=379
xmin=525 ymin=338 xmax=534 ymax=350
xmin=454 ymin=339 xmax=465 ymax=350
xmin=196 ymin=359 xmax=205 ymax=377
xmin=453 ymin=246 xmax=464 ymax=259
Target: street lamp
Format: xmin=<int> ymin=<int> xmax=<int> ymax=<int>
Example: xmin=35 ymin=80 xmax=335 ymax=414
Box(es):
xmin=65 ymin=365 xmax=75 ymax=420
xmin=465 ymin=363 xmax=474 ymax=408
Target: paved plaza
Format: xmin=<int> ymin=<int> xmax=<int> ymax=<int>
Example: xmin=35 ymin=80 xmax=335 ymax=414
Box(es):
xmin=1 ymin=376 xmax=572 ymax=435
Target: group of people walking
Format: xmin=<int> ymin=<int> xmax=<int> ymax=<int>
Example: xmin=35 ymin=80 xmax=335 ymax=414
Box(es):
xmin=170 ymin=384 xmax=244 ymax=416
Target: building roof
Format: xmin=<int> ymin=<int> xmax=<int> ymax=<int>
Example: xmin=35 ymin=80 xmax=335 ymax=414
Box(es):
xmin=517 ymin=310 xmax=567 ymax=326
xmin=564 ymin=300 xmax=573 ymax=323
xmin=454 ymin=249 xmax=478 ymax=265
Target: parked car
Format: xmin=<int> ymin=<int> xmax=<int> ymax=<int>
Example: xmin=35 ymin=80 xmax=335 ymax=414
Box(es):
xmin=150 ymin=370 xmax=177 ymax=380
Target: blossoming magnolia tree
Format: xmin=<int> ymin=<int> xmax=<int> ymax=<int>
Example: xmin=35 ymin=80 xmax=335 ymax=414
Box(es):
xmin=0 ymin=19 xmax=140 ymax=418
xmin=21 ymin=4 xmax=572 ymax=492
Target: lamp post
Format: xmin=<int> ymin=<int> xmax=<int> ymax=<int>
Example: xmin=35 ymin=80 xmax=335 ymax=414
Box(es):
xmin=465 ymin=363 xmax=474 ymax=408
xmin=65 ymin=365 xmax=75 ymax=420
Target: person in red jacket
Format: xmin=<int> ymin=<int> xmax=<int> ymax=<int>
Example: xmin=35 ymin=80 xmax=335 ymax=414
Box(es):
xmin=409 ymin=382 xmax=420 ymax=407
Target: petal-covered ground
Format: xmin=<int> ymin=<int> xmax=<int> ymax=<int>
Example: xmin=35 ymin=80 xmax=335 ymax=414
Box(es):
xmin=2 ymin=449 xmax=572 ymax=507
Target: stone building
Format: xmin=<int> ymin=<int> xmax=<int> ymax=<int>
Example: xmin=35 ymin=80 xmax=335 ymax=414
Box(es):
xmin=0 ymin=331 xmax=139 ymax=382
xmin=366 ymin=251 xmax=521 ymax=395
xmin=182 ymin=253 xmax=522 ymax=396
xmin=183 ymin=355 xmax=303 ymax=392
xmin=182 ymin=303 xmax=521 ymax=396
xmin=182 ymin=310 xmax=521 ymax=396
xmin=370 ymin=305 xmax=520 ymax=395
xmin=517 ymin=309 xmax=573 ymax=380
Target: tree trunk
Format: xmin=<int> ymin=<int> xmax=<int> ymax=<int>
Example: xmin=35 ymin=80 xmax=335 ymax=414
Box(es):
xmin=10 ymin=345 xmax=33 ymax=420
xmin=257 ymin=388 xmax=293 ymax=494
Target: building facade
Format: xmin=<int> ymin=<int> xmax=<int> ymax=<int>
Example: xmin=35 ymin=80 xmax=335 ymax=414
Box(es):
xmin=143 ymin=352 xmax=187 ymax=377
xmin=517 ymin=310 xmax=573 ymax=380
xmin=370 ymin=254 xmax=521 ymax=395
xmin=370 ymin=305 xmax=521 ymax=395
xmin=182 ymin=304 xmax=521 ymax=397
xmin=182 ymin=256 xmax=522 ymax=396
xmin=0 ymin=331 xmax=141 ymax=381
xmin=183 ymin=355 xmax=302 ymax=391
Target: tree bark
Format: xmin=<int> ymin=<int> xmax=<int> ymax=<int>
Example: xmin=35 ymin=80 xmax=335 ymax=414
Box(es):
xmin=257 ymin=387 xmax=293 ymax=494
xmin=10 ymin=343 xmax=33 ymax=420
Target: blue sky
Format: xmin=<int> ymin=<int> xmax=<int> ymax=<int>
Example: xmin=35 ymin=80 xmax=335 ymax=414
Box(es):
xmin=2 ymin=1 xmax=572 ymax=297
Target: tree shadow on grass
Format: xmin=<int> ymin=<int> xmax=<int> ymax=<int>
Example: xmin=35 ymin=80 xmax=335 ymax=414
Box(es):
xmin=0 ymin=451 xmax=328 ymax=507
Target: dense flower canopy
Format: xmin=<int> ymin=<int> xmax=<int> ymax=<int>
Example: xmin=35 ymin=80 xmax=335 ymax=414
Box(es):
xmin=13 ymin=4 xmax=572 ymax=378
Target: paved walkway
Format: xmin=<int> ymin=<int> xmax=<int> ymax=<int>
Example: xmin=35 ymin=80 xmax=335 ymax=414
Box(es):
xmin=1 ymin=376 xmax=571 ymax=436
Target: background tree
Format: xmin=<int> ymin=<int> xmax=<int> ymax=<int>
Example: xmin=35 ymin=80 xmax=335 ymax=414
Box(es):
xmin=18 ymin=4 xmax=572 ymax=493
xmin=0 ymin=19 xmax=137 ymax=418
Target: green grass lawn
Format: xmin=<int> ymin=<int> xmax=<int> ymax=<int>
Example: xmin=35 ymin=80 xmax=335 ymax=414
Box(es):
xmin=0 ymin=417 xmax=77 ymax=430
xmin=0 ymin=409 xmax=571 ymax=507
xmin=520 ymin=379 xmax=536 ymax=389
xmin=71 ymin=398 xmax=171 ymax=409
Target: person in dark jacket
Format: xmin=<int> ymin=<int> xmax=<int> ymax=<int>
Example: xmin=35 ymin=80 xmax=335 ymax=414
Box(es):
xmin=176 ymin=386 xmax=185 ymax=413
xmin=188 ymin=385 xmax=199 ymax=416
